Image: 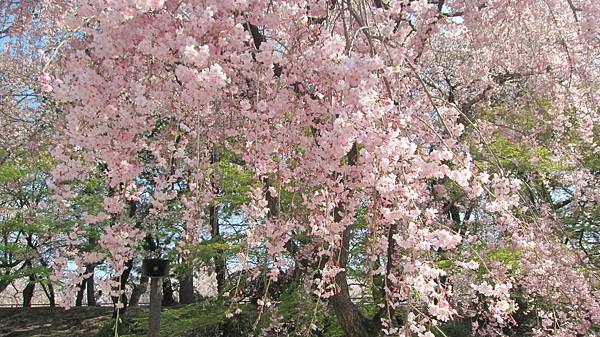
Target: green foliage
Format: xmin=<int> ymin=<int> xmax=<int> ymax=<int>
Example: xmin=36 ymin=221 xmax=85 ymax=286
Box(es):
xmin=486 ymin=247 xmax=523 ymax=270
xmin=96 ymin=302 xmax=258 ymax=337
xmin=436 ymin=259 xmax=453 ymax=270
xmin=189 ymin=239 xmax=239 ymax=267
xmin=478 ymin=100 xmax=553 ymax=138
xmin=0 ymin=152 xmax=57 ymax=286
xmin=217 ymin=152 xmax=257 ymax=216
xmin=436 ymin=320 xmax=473 ymax=337
xmin=0 ymin=153 xmax=54 ymax=184
xmin=481 ymin=135 xmax=566 ymax=174
xmin=95 ymin=286 xmax=356 ymax=337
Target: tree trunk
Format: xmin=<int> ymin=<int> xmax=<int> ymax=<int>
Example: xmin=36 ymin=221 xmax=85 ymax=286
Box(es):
xmin=209 ymin=205 xmax=225 ymax=295
xmin=76 ymin=264 xmax=95 ymax=306
xmin=209 ymin=150 xmax=226 ymax=295
xmin=0 ymin=280 xmax=10 ymax=295
xmin=39 ymin=282 xmax=56 ymax=307
xmin=86 ymin=264 xmax=96 ymax=306
xmin=329 ymin=213 xmax=372 ymax=337
xmin=76 ymin=277 xmax=86 ymax=306
xmin=161 ymin=278 xmax=176 ymax=306
xmin=130 ymin=276 xmax=149 ymax=306
xmin=47 ymin=283 xmax=56 ymax=307
xmin=327 ymin=143 xmax=373 ymax=337
xmin=32 ymin=250 xmax=56 ymax=307
xmin=112 ymin=259 xmax=133 ymax=317
xmin=178 ymin=269 xmax=194 ymax=304
xmin=22 ymin=274 xmax=35 ymax=307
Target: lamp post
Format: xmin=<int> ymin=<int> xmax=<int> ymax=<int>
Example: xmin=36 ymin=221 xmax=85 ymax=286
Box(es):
xmin=141 ymin=258 xmax=170 ymax=337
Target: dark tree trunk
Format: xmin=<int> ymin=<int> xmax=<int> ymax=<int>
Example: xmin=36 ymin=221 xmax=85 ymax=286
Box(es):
xmin=22 ymin=274 xmax=35 ymax=307
xmin=19 ymin=259 xmax=36 ymax=308
xmin=178 ymin=268 xmax=195 ymax=304
xmin=327 ymin=143 xmax=374 ymax=337
xmin=47 ymin=283 xmax=56 ymax=307
xmin=130 ymin=276 xmax=149 ymax=306
xmin=86 ymin=264 xmax=97 ymax=306
xmin=330 ymin=294 xmax=372 ymax=337
xmin=39 ymin=282 xmax=56 ymax=307
xmin=0 ymin=280 xmax=10 ymax=295
xmin=209 ymin=205 xmax=226 ymax=295
xmin=76 ymin=275 xmax=86 ymax=306
xmin=22 ymin=284 xmax=35 ymax=307
xmin=112 ymin=259 xmax=133 ymax=317
xmin=76 ymin=264 xmax=95 ymax=306
xmin=161 ymin=278 xmax=176 ymax=306
xmin=328 ymin=211 xmax=372 ymax=337
xmin=209 ymin=150 xmax=226 ymax=295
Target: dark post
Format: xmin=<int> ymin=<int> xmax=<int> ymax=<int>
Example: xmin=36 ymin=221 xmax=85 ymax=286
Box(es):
xmin=149 ymin=277 xmax=162 ymax=337
xmin=142 ymin=258 xmax=170 ymax=337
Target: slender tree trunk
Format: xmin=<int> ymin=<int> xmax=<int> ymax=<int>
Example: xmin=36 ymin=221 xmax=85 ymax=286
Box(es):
xmin=85 ymin=237 xmax=98 ymax=306
xmin=209 ymin=150 xmax=226 ymax=295
xmin=112 ymin=259 xmax=133 ymax=317
xmin=76 ymin=264 xmax=95 ymax=306
xmin=209 ymin=205 xmax=225 ymax=295
xmin=22 ymin=274 xmax=35 ymax=307
xmin=76 ymin=277 xmax=86 ymax=306
xmin=86 ymin=264 xmax=96 ymax=306
xmin=21 ymin=259 xmax=36 ymax=307
xmin=39 ymin=282 xmax=56 ymax=307
xmin=161 ymin=278 xmax=176 ymax=306
xmin=0 ymin=280 xmax=10 ymax=295
xmin=327 ymin=143 xmax=374 ymax=337
xmin=130 ymin=276 xmax=149 ymax=306
xmin=178 ymin=268 xmax=194 ymax=304
xmin=328 ymin=213 xmax=372 ymax=337
xmin=22 ymin=284 xmax=35 ymax=307
xmin=47 ymin=283 xmax=56 ymax=307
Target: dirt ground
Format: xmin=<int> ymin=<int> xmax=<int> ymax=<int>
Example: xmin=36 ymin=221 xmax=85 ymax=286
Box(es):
xmin=0 ymin=306 xmax=117 ymax=337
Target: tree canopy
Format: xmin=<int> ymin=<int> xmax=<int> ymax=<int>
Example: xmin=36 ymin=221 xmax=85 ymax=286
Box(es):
xmin=1 ymin=1 xmax=599 ymax=336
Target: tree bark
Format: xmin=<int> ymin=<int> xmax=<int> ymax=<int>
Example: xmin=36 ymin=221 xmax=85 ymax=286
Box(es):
xmin=130 ymin=276 xmax=149 ymax=306
xmin=0 ymin=280 xmax=9 ymax=295
xmin=86 ymin=264 xmax=97 ymax=306
xmin=39 ymin=282 xmax=56 ymax=307
xmin=209 ymin=150 xmax=226 ymax=295
xmin=22 ymin=273 xmax=35 ymax=307
xmin=75 ymin=279 xmax=85 ymax=306
xmin=22 ymin=283 xmax=35 ymax=307
xmin=329 ymin=209 xmax=372 ymax=337
xmin=47 ymin=283 xmax=56 ymax=307
xmin=209 ymin=205 xmax=225 ymax=295
xmin=75 ymin=264 xmax=95 ymax=306
xmin=178 ymin=268 xmax=195 ymax=304
xmin=327 ymin=143 xmax=373 ymax=337
xmin=161 ymin=278 xmax=176 ymax=306
xmin=112 ymin=259 xmax=133 ymax=317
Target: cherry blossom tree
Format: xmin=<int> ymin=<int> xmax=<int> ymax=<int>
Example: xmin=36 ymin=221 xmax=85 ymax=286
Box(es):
xmin=0 ymin=0 xmax=67 ymax=308
xmin=19 ymin=0 xmax=600 ymax=336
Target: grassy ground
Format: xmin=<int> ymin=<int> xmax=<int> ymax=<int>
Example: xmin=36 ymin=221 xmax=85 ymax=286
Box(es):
xmin=94 ymin=302 xmax=256 ymax=337
xmin=0 ymin=306 xmax=147 ymax=337
xmin=0 ymin=304 xmax=242 ymax=337
xmin=1 ymin=302 xmax=475 ymax=337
